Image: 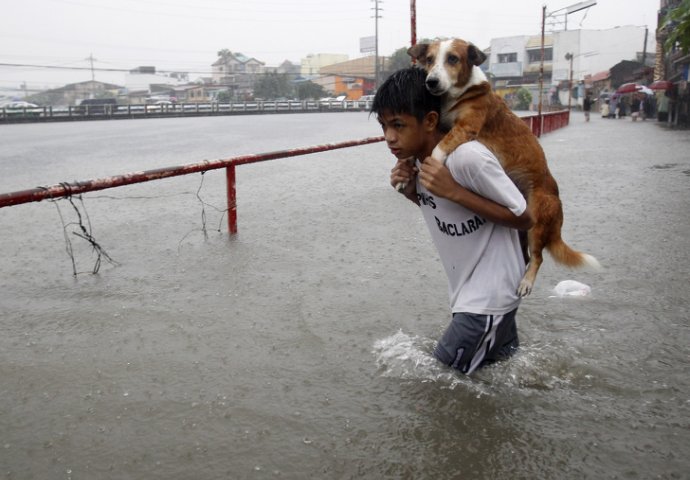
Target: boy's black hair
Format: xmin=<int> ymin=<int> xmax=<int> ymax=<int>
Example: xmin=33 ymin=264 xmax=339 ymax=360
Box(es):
xmin=370 ymin=66 xmax=442 ymax=122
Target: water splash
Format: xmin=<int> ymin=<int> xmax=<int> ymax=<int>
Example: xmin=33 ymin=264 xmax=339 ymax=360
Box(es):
xmin=373 ymin=330 xmax=593 ymax=394
xmin=372 ymin=330 xmax=472 ymax=391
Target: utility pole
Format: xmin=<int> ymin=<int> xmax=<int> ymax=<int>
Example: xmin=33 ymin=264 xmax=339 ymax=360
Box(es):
xmin=410 ymin=0 xmax=417 ymax=54
xmin=86 ymin=53 xmax=97 ymax=81
xmin=538 ymin=5 xmax=545 ymax=137
xmin=86 ymin=53 xmax=97 ymax=99
xmin=371 ymin=0 xmax=383 ymax=90
xmin=565 ymin=52 xmax=574 ymax=110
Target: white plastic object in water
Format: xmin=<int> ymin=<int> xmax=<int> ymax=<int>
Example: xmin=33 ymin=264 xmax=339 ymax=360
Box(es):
xmin=553 ymin=280 xmax=591 ymax=297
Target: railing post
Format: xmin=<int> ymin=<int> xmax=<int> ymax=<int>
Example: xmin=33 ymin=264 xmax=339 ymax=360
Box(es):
xmin=226 ymin=163 xmax=237 ymax=235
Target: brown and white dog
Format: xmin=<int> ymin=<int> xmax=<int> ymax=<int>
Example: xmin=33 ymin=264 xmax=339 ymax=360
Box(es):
xmin=408 ymin=38 xmax=599 ymax=296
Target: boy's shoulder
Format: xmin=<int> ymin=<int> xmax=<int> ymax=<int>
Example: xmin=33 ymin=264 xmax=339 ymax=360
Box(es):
xmin=448 ymin=140 xmax=496 ymax=164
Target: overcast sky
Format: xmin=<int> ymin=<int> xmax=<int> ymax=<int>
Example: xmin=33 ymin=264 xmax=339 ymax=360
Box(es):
xmin=1 ymin=0 xmax=660 ymax=94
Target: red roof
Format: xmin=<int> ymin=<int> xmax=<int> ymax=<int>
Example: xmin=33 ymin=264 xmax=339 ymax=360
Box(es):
xmin=590 ymin=70 xmax=610 ymax=82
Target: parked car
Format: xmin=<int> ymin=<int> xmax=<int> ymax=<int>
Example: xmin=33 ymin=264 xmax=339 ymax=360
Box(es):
xmin=3 ymin=101 xmax=39 ymax=109
xmin=74 ymin=98 xmax=118 ymax=114
xmin=2 ymin=101 xmax=42 ymax=117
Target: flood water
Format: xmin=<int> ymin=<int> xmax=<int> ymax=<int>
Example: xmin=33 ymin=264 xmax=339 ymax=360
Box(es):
xmin=1 ymin=112 xmax=688 ymax=479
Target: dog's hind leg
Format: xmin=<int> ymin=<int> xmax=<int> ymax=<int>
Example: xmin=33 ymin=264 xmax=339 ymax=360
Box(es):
xmin=517 ymin=226 xmax=546 ymax=297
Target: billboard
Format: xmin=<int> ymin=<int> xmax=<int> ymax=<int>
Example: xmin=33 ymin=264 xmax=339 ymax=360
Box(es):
xmin=360 ymin=36 xmax=376 ymax=54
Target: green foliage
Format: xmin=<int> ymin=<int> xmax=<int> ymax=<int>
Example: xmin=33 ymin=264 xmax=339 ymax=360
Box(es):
xmin=515 ymin=88 xmax=532 ymax=110
xmin=296 ymin=81 xmax=327 ymax=100
xmin=216 ymin=90 xmax=232 ymax=103
xmin=663 ymin=0 xmax=690 ymax=54
xmin=388 ymin=47 xmax=413 ymax=72
xmin=252 ymin=73 xmax=294 ymax=100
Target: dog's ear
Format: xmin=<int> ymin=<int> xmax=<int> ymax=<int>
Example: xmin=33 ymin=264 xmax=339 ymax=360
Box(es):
xmin=467 ymin=44 xmax=487 ymax=67
xmin=408 ymin=43 xmax=429 ymax=61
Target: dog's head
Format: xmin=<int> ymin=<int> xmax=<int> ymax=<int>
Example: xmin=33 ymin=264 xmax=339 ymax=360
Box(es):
xmin=408 ymin=39 xmax=487 ymax=96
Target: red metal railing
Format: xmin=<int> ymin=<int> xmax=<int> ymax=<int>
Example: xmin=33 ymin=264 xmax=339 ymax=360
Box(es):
xmin=0 ymin=111 xmax=569 ymax=234
xmin=521 ymin=109 xmax=570 ymax=137
xmin=0 ymin=137 xmax=385 ymax=234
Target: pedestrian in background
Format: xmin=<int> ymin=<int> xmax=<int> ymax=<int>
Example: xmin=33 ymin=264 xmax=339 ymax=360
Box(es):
xmin=609 ymin=95 xmax=619 ymax=119
xmin=630 ymin=94 xmax=641 ymax=121
xmin=600 ymin=99 xmax=610 ymax=118
xmin=583 ymin=94 xmax=593 ymax=122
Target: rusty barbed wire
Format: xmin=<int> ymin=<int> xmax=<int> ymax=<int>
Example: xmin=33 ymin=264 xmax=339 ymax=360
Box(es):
xmin=40 ymin=185 xmax=118 ymax=276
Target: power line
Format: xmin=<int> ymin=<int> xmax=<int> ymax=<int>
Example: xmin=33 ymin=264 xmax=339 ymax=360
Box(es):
xmin=0 ymin=62 xmax=209 ymax=75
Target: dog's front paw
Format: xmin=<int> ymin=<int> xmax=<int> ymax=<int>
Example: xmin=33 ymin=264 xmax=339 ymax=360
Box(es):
xmin=517 ymin=278 xmax=533 ymax=297
xmin=431 ymin=145 xmax=448 ymax=164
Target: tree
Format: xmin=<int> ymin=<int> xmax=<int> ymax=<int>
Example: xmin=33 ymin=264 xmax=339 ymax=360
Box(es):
xmin=217 ymin=48 xmax=232 ymax=60
xmin=296 ymin=80 xmax=327 ymax=100
xmin=514 ymin=88 xmax=532 ymax=110
xmin=252 ymin=73 xmax=294 ymax=99
xmin=389 ymin=47 xmax=413 ymax=71
xmin=663 ymin=0 xmax=690 ymax=54
xmin=216 ymin=90 xmax=232 ymax=103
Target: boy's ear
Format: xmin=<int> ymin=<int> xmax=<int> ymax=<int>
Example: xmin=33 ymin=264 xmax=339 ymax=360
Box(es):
xmin=423 ymin=111 xmax=440 ymax=132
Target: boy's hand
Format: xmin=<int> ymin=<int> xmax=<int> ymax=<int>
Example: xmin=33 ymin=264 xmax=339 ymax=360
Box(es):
xmin=390 ymin=157 xmax=417 ymax=196
xmin=418 ymin=156 xmax=457 ymax=198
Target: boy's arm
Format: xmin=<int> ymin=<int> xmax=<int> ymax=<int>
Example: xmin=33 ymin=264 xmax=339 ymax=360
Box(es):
xmin=418 ymin=156 xmax=533 ymax=230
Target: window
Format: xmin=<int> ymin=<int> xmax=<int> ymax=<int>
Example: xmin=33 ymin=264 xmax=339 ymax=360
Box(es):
xmin=498 ymin=53 xmax=517 ymax=63
xmin=527 ymin=48 xmax=553 ymax=63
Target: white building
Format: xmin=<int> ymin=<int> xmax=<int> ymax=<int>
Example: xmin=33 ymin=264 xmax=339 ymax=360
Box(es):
xmin=300 ymin=53 xmax=349 ymax=77
xmin=487 ymin=25 xmax=655 ymax=107
xmin=124 ymin=66 xmax=189 ymax=93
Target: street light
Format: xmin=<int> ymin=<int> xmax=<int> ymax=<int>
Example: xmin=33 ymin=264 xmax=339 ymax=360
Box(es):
xmin=547 ymin=0 xmax=597 ymax=31
xmin=565 ymin=51 xmax=598 ymax=110
xmin=538 ymin=1 xmax=597 ymax=128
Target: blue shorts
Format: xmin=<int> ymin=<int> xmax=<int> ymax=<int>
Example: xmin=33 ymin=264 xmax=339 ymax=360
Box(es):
xmin=433 ymin=309 xmax=519 ymax=375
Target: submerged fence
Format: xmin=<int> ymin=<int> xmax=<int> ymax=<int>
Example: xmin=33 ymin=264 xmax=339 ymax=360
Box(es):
xmin=0 ymin=110 xmax=569 ymax=234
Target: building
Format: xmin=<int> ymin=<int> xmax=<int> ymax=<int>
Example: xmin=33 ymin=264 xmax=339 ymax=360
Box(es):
xmin=124 ymin=66 xmax=189 ymax=94
xmin=300 ymin=53 xmax=349 ymax=77
xmin=487 ymin=25 xmax=655 ymax=109
xmin=317 ymin=56 xmax=388 ymax=99
xmin=656 ymin=0 xmax=689 ymax=125
xmin=212 ymin=51 xmax=266 ymax=100
xmin=28 ymin=80 xmax=122 ymax=107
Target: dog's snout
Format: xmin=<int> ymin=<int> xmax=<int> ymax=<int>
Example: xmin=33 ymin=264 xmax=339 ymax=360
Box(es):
xmin=426 ymin=77 xmax=439 ymax=90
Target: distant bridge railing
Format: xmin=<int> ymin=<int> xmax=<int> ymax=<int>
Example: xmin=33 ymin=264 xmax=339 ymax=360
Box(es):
xmin=0 ymin=99 xmax=375 ymax=123
xmin=1 ymin=102 xmax=569 ymax=132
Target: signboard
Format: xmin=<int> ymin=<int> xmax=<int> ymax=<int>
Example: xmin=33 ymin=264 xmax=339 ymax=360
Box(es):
xmin=360 ymin=36 xmax=376 ymax=54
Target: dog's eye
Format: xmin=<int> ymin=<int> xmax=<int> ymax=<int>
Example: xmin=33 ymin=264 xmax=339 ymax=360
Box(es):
xmin=447 ymin=55 xmax=459 ymax=65
xmin=425 ymin=56 xmax=434 ymax=65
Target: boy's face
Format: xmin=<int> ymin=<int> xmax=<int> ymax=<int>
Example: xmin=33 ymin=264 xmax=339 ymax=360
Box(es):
xmin=376 ymin=110 xmax=432 ymax=160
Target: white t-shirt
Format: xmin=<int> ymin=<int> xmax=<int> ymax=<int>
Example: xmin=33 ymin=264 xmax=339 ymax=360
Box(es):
xmin=416 ymin=141 xmax=526 ymax=315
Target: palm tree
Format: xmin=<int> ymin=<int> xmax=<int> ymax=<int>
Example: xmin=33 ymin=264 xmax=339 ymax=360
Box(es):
xmin=217 ymin=49 xmax=232 ymax=61
xmin=663 ymin=0 xmax=690 ymax=54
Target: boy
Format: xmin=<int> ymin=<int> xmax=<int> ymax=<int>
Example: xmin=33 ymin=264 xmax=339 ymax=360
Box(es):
xmin=371 ymin=67 xmax=533 ymax=374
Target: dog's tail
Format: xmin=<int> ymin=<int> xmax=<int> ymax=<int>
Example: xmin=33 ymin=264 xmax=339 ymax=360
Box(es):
xmin=547 ymin=238 xmax=602 ymax=270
